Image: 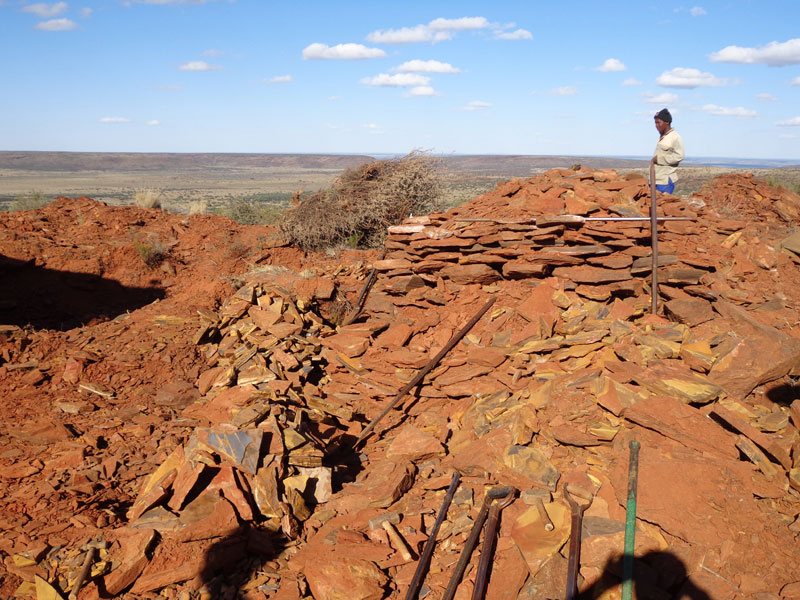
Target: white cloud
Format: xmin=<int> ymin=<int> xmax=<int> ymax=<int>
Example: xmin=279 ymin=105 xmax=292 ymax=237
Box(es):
xmin=99 ymin=117 xmax=131 ymax=123
xmin=134 ymin=0 xmax=225 ymax=4
xmin=657 ymin=67 xmax=727 ymax=88
xmin=406 ymin=86 xmax=440 ymax=97
xmin=367 ymin=25 xmax=453 ymax=44
xmin=756 ymin=93 xmax=779 ymax=102
xmin=267 ymin=75 xmax=292 ymax=83
xmin=622 ymin=78 xmax=642 ymax=86
xmin=361 ymin=73 xmax=431 ymax=87
xmin=367 ymin=16 xmax=489 ymax=44
xmin=22 ymin=2 xmax=67 ymax=17
xmin=154 ymin=84 xmax=183 ymax=91
xmin=495 ymin=28 xmax=532 ymax=40
xmin=394 ymin=59 xmax=460 ymax=73
xmin=147 ymin=120 xmax=160 ymax=126
xmin=34 ymin=17 xmax=76 ymax=30
xmin=792 ymin=77 xmax=800 ymax=86
xmin=776 ymin=117 xmax=800 ymax=126
xmin=367 ymin=25 xmax=451 ymax=44
xmin=643 ymin=92 xmax=679 ymax=104
xmin=179 ymin=60 xmax=221 ymax=71
xmin=202 ymin=49 xmax=224 ymax=56
xmin=302 ymin=42 xmax=385 ymax=60
xmin=550 ymin=86 xmax=579 ymax=96
xmin=463 ymin=100 xmax=491 ymax=111
xmin=595 ymin=58 xmax=626 ymax=72
xmin=710 ymin=38 xmax=800 ymax=66
xmin=428 ymin=16 xmax=488 ymax=31
xmin=690 ymin=6 xmax=707 ymax=16
xmin=80 ymin=7 xmax=92 ymax=17
xmin=363 ymin=123 xmax=384 ymax=134
xmin=698 ymin=104 xmax=757 ymax=117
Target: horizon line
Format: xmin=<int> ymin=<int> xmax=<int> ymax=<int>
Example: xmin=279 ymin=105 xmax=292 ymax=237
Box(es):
xmin=0 ymin=149 xmax=798 ymax=163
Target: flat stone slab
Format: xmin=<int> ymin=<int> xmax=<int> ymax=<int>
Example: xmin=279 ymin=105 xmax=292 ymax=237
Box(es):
xmin=664 ymin=297 xmax=715 ymax=326
xmin=709 ymin=302 xmax=800 ymax=398
xmin=552 ymin=265 xmax=632 ymax=284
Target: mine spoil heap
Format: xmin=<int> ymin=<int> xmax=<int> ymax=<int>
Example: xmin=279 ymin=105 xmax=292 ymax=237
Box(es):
xmin=1 ymin=167 xmax=800 ymax=599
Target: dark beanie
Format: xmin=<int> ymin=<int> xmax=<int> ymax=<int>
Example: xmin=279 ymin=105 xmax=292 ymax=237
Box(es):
xmin=655 ymin=108 xmax=672 ymax=123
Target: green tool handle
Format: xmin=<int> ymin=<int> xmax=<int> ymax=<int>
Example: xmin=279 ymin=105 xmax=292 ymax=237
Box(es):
xmin=622 ymin=440 xmax=641 ymax=600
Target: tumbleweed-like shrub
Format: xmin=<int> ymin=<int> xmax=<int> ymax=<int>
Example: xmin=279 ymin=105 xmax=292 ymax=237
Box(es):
xmin=133 ymin=188 xmax=163 ymax=209
xmin=279 ymin=151 xmax=443 ymax=250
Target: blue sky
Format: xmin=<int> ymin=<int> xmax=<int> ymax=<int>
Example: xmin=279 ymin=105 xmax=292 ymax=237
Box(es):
xmin=1 ymin=0 xmax=799 ymax=159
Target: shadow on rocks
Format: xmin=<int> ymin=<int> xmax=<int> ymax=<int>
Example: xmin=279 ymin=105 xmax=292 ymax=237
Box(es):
xmin=199 ymin=526 xmax=288 ymax=600
xmin=765 ymin=382 xmax=800 ymax=407
xmin=581 ymin=550 xmax=712 ymax=600
xmin=0 ymin=254 xmax=164 ymax=330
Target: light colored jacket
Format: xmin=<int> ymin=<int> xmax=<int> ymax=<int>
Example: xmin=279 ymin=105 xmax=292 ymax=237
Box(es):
xmin=653 ymin=129 xmax=684 ymax=184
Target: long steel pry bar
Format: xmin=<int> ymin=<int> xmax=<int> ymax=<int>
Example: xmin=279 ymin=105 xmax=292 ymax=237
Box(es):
xmin=404 ymin=472 xmax=461 ymax=600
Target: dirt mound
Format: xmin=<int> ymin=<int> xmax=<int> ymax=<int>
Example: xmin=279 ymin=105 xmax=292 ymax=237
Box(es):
xmin=694 ymin=172 xmax=800 ymax=223
xmin=1 ymin=173 xmax=799 ymax=600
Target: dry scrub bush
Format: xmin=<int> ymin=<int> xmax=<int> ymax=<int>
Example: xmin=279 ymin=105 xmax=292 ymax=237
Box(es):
xmin=10 ymin=192 xmax=51 ymax=212
xmin=188 ymin=199 xmax=208 ymax=215
xmin=220 ymin=199 xmax=286 ymax=225
xmin=133 ymin=238 xmax=167 ymax=268
xmin=279 ymin=151 xmax=443 ymax=250
xmin=134 ymin=189 xmax=163 ymax=209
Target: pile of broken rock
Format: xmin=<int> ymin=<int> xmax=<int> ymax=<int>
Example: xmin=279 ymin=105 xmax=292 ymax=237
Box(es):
xmin=4 ymin=168 xmax=800 ymax=600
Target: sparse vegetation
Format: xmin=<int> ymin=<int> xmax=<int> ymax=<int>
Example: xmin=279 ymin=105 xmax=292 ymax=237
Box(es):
xmin=439 ymin=174 xmax=506 ymax=209
xmin=217 ymin=198 xmax=287 ymax=225
xmin=9 ymin=191 xmax=51 ymax=212
xmin=226 ymin=239 xmax=250 ymax=259
xmin=279 ymin=151 xmax=443 ymax=250
xmin=764 ymin=174 xmax=800 ymax=195
xmin=188 ymin=199 xmax=208 ymax=215
xmin=134 ymin=188 xmax=163 ymax=209
xmin=133 ymin=238 xmax=168 ymax=268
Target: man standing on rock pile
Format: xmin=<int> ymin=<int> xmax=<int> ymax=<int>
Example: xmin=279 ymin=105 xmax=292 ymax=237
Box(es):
xmin=651 ymin=108 xmax=684 ymax=195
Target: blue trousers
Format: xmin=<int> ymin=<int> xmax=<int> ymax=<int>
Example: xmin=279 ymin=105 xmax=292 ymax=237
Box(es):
xmin=656 ymin=178 xmax=675 ymax=194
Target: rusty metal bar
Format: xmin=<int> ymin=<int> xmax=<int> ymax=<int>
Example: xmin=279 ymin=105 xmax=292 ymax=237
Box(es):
xmin=649 ymin=163 xmax=659 ymax=314
xmin=564 ymin=484 xmax=593 ymax=600
xmin=341 ymin=248 xmax=387 ymax=326
xmin=584 ymin=216 xmax=691 ymax=222
xmin=404 ymin=472 xmax=461 ymax=600
xmin=352 ymin=296 xmax=497 ymax=449
xmin=442 ymin=486 xmax=515 ymax=600
xmin=471 ymin=487 xmax=516 ymax=600
xmin=454 ymin=216 xmax=692 ymax=224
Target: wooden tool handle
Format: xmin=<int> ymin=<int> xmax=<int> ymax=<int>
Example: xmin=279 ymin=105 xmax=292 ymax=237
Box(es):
xmin=382 ymin=521 xmax=413 ymax=561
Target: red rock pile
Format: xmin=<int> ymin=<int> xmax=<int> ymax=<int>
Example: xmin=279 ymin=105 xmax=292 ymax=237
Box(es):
xmin=693 ymin=172 xmax=800 ymax=223
xmin=379 ymin=168 xmax=703 ymax=299
xmin=2 ymin=171 xmax=800 ymax=600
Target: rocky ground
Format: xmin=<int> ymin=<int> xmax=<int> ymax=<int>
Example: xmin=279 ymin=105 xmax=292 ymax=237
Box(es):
xmin=1 ymin=170 xmax=799 ymax=600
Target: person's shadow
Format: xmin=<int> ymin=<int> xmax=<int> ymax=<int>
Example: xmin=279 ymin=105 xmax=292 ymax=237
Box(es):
xmin=198 ymin=435 xmax=365 ymax=599
xmin=581 ymin=550 xmax=713 ymax=600
xmin=199 ymin=526 xmax=288 ymax=599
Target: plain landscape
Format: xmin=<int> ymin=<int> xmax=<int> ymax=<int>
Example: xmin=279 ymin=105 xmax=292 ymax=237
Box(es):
xmin=3 ymin=151 xmax=800 ymax=599
xmin=2 ymin=151 xmax=799 ymax=217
